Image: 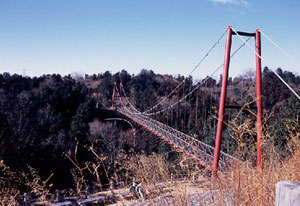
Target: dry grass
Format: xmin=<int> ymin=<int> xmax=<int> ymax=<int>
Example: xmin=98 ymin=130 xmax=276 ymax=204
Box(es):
xmin=0 ymin=160 xmax=53 ymax=206
xmin=1 ymin=108 xmax=299 ymax=206
xmin=207 ymin=105 xmax=300 ymax=205
xmin=0 ymin=160 xmax=20 ymax=206
xmin=116 ymin=108 xmax=300 ymax=206
xmin=112 ymin=153 xmax=214 ymax=206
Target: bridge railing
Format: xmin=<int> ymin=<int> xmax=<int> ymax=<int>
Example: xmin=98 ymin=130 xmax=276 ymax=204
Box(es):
xmin=118 ymin=107 xmax=238 ymax=172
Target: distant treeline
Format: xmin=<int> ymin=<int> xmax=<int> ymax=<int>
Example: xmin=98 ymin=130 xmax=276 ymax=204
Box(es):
xmin=0 ymin=67 xmax=299 ymax=189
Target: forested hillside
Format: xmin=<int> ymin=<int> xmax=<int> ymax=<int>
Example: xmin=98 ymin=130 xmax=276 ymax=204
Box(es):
xmin=0 ymin=67 xmax=299 ymax=191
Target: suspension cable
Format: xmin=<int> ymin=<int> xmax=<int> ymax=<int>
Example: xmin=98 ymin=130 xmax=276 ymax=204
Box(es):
xmin=231 ymin=27 xmax=300 ymax=100
xmin=120 ymin=83 xmax=139 ymax=112
xmin=260 ymin=30 xmax=300 ymax=70
xmin=141 ymin=30 xmax=227 ymax=114
xmin=142 ymin=36 xmax=251 ymax=116
xmin=115 ymin=86 xmax=133 ymax=113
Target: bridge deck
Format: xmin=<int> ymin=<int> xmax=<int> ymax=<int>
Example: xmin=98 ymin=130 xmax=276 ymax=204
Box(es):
xmin=117 ymin=107 xmax=238 ymax=172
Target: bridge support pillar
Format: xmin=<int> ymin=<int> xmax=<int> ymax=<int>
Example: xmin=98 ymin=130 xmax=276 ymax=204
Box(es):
xmin=120 ymin=82 xmax=123 ymax=103
xmin=112 ymin=82 xmax=117 ymax=109
xmin=213 ymin=26 xmax=232 ymax=176
xmin=255 ymin=29 xmax=263 ymax=168
xmin=213 ymin=27 xmax=263 ymax=175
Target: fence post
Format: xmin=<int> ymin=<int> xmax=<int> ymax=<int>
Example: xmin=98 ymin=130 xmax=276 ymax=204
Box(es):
xmin=276 ymin=181 xmax=300 ymax=206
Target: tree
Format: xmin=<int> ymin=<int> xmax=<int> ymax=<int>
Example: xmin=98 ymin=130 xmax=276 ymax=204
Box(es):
xmin=270 ymin=96 xmax=300 ymax=155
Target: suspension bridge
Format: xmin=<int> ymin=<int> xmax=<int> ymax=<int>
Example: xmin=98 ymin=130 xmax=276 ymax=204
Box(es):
xmin=110 ymin=26 xmax=300 ymax=175
xmin=14 ymin=26 xmax=300 ymax=206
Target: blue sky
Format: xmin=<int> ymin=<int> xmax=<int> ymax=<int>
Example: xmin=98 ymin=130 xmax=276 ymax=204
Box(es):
xmin=0 ymin=0 xmax=299 ymax=78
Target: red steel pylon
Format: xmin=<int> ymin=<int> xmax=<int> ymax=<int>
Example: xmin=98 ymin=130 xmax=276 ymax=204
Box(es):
xmin=213 ymin=26 xmax=263 ymax=176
